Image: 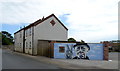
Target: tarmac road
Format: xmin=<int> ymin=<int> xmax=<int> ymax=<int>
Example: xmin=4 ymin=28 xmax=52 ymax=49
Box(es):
xmin=1 ymin=49 xmax=119 ymax=71
xmin=2 ymin=49 xmax=60 ymax=69
xmin=0 ymin=48 xmax=2 ymax=71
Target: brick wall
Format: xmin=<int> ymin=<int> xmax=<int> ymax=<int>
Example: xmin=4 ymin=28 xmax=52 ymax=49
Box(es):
xmin=103 ymin=42 xmax=109 ymax=60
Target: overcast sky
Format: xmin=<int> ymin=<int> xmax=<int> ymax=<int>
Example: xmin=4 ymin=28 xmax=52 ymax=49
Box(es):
xmin=0 ymin=0 xmax=119 ymax=42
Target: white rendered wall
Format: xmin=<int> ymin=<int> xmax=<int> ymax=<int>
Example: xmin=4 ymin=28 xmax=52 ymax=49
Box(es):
xmin=25 ymin=27 xmax=33 ymax=54
xmin=14 ymin=30 xmax=23 ymax=52
xmin=33 ymin=16 xmax=68 ymax=55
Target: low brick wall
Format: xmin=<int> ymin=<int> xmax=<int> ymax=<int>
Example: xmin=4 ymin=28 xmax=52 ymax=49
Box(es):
xmin=103 ymin=43 xmax=109 ymax=61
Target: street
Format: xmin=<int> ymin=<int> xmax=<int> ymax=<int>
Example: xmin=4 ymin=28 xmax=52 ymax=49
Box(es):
xmin=0 ymin=48 xmax=2 ymax=71
xmin=1 ymin=48 xmax=119 ymax=71
xmin=2 ymin=49 xmax=60 ymax=69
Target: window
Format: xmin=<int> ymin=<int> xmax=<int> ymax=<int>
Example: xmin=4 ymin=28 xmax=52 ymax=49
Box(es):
xmin=30 ymin=42 xmax=31 ymax=48
xmin=29 ymin=28 xmax=31 ymax=36
xmin=20 ymin=43 xmax=21 ymax=48
xmin=59 ymin=46 xmax=65 ymax=53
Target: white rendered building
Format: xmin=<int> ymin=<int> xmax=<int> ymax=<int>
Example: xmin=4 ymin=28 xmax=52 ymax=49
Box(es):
xmin=14 ymin=14 xmax=68 ymax=55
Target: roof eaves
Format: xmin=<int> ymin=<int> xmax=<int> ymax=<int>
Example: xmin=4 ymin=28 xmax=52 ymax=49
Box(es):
xmin=14 ymin=14 xmax=68 ymax=34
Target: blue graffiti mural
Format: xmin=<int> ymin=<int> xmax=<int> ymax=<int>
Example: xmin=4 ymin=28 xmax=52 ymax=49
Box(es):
xmin=54 ymin=43 xmax=103 ymax=60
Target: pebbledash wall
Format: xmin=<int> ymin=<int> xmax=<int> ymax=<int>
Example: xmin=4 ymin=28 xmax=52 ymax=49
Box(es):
xmin=37 ymin=40 xmax=109 ymax=60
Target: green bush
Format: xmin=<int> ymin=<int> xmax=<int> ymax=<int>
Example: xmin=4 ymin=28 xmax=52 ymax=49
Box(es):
xmin=1 ymin=31 xmax=14 ymax=45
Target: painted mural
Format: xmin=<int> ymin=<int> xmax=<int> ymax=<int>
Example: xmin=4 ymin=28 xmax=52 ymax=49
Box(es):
xmin=54 ymin=43 xmax=104 ymax=60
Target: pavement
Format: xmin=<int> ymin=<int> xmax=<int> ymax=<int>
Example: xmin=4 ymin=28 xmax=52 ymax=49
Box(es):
xmin=52 ymin=52 xmax=119 ymax=69
xmin=52 ymin=59 xmax=118 ymax=69
xmin=51 ymin=52 xmax=119 ymax=69
xmin=1 ymin=48 xmax=120 ymax=70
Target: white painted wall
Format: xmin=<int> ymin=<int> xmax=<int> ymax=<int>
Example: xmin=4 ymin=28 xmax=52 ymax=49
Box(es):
xmin=25 ymin=27 xmax=33 ymax=54
xmin=33 ymin=16 xmax=68 ymax=55
xmin=14 ymin=30 xmax=23 ymax=52
xmin=34 ymin=16 xmax=67 ymax=41
xmin=14 ymin=15 xmax=68 ymax=55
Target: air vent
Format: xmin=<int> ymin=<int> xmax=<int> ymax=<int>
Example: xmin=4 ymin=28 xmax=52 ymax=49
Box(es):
xmin=50 ymin=20 xmax=56 ymax=26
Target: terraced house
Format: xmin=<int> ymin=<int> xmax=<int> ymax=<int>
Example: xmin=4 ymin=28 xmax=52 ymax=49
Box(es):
xmin=14 ymin=14 xmax=68 ymax=55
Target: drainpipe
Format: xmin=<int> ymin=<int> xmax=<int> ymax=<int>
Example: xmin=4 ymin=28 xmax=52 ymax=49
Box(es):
xmin=23 ymin=26 xmax=25 ymax=53
xmin=32 ymin=26 xmax=34 ymax=55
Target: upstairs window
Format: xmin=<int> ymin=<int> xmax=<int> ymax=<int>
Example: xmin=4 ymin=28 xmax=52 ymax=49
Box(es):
xmin=29 ymin=42 xmax=31 ymax=48
xmin=20 ymin=43 xmax=21 ymax=48
xmin=29 ymin=28 xmax=31 ymax=36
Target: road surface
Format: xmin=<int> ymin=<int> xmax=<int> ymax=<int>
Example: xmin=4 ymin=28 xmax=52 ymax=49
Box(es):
xmin=0 ymin=48 xmax=2 ymax=71
xmin=2 ymin=49 xmax=60 ymax=69
xmin=1 ymin=49 xmax=119 ymax=71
